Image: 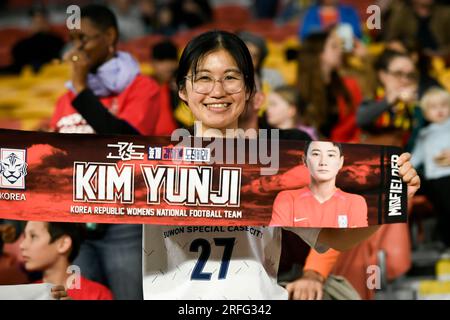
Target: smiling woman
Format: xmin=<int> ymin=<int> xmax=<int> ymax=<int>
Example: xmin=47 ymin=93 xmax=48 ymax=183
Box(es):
xmin=175 ymin=32 xmax=255 ymax=136
xmin=143 ymin=30 xmax=420 ymax=300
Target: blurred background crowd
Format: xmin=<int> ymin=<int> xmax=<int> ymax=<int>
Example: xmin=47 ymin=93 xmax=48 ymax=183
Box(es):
xmin=1 ymin=0 xmax=450 ymax=300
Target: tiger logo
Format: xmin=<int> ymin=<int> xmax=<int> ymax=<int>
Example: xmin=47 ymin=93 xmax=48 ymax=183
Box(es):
xmin=0 ymin=152 xmax=28 ymax=185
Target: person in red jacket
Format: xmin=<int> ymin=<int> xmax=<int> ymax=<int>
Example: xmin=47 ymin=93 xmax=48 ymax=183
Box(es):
xmin=20 ymin=221 xmax=113 ymax=300
xmin=50 ymin=5 xmax=160 ymax=136
xmin=297 ymin=28 xmax=362 ymax=142
xmin=50 ymin=5 xmax=155 ymax=300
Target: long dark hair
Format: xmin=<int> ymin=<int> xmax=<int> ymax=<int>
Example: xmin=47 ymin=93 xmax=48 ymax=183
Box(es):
xmin=297 ymin=30 xmax=353 ymax=131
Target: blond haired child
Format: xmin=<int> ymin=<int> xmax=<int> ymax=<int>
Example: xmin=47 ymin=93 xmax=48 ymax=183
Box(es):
xmin=412 ymin=87 xmax=450 ymax=247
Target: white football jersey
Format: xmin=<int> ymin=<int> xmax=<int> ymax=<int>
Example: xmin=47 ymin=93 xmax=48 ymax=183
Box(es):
xmin=142 ymin=225 xmax=325 ymax=300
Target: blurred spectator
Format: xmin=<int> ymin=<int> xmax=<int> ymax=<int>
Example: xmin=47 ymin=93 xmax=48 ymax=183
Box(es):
xmin=275 ymin=0 xmax=306 ymax=24
xmin=265 ymin=85 xmax=318 ymax=139
xmin=381 ymin=39 xmax=443 ymax=148
xmin=0 ymin=220 xmax=28 ymax=285
xmin=150 ymin=39 xmax=179 ymax=134
xmin=50 ymin=4 xmax=161 ymax=299
xmin=235 ymin=31 xmax=286 ymax=135
xmin=151 ymin=39 xmax=178 ymax=86
xmin=236 ymin=67 xmax=307 ymax=141
xmin=384 ymin=0 xmax=450 ymax=63
xmin=109 ymin=0 xmax=146 ymax=41
xmin=339 ymin=33 xmax=378 ymax=100
xmin=138 ymin=0 xmax=158 ymax=33
xmin=357 ymin=50 xmax=420 ymax=148
xmin=156 ymin=4 xmax=178 ymax=35
xmin=0 ymin=4 xmax=65 ymax=74
xmin=385 ymin=39 xmax=442 ymax=98
xmin=238 ymin=31 xmax=285 ymax=90
xmin=0 ymin=220 xmax=18 ymax=256
xmin=411 ymin=88 xmax=450 ymax=247
xmin=299 ymin=0 xmax=362 ymax=42
xmin=253 ymin=0 xmax=280 ymax=19
xmin=138 ymin=0 xmax=177 ymax=35
xmin=237 ymin=73 xmax=266 ymax=138
xmin=172 ymin=0 xmax=212 ymax=30
xmin=297 ymin=29 xmax=362 ymax=142
xmin=51 ymin=5 xmax=161 ymax=135
xmin=19 ymin=221 xmax=113 ymax=300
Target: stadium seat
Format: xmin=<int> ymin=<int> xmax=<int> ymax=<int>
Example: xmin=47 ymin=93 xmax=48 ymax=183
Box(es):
xmin=213 ymin=5 xmax=251 ymax=30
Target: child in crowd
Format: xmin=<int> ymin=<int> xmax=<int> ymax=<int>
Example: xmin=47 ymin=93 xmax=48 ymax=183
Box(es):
xmin=266 ymin=85 xmax=318 ymax=140
xmin=19 ymin=221 xmax=113 ymax=300
xmin=411 ymin=87 xmax=450 ymax=247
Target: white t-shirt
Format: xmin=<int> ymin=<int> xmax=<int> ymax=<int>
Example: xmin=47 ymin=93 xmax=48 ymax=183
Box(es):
xmin=142 ymin=225 xmax=326 ymax=300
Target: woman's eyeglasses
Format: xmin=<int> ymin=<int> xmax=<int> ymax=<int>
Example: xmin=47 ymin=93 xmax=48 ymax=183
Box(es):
xmin=386 ymin=70 xmax=418 ymax=81
xmin=185 ymin=74 xmax=244 ymax=94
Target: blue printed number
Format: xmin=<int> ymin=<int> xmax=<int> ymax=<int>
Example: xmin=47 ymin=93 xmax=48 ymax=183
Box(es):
xmin=190 ymin=237 xmax=235 ymax=280
xmin=189 ymin=238 xmax=211 ymax=280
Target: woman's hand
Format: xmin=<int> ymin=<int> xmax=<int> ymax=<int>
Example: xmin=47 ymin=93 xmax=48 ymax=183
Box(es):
xmin=397 ymin=85 xmax=418 ymax=104
xmin=51 ymin=285 xmax=71 ymax=300
xmin=318 ymin=152 xmax=420 ymax=252
xmin=352 ymin=39 xmax=368 ymax=59
xmin=286 ymin=270 xmax=325 ymax=300
xmin=63 ymin=48 xmax=90 ymax=93
xmin=397 ymin=152 xmax=420 ymax=198
xmin=385 ymin=85 xmax=417 ymax=105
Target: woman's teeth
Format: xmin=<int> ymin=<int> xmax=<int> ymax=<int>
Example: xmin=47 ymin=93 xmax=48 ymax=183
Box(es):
xmin=206 ymin=103 xmax=229 ymax=108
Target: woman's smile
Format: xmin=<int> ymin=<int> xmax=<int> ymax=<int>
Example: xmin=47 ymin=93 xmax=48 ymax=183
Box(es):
xmin=203 ymin=102 xmax=232 ymax=112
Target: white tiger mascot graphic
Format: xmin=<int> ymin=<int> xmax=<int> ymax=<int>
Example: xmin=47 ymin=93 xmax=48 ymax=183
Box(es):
xmin=0 ymin=153 xmax=28 ymax=184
